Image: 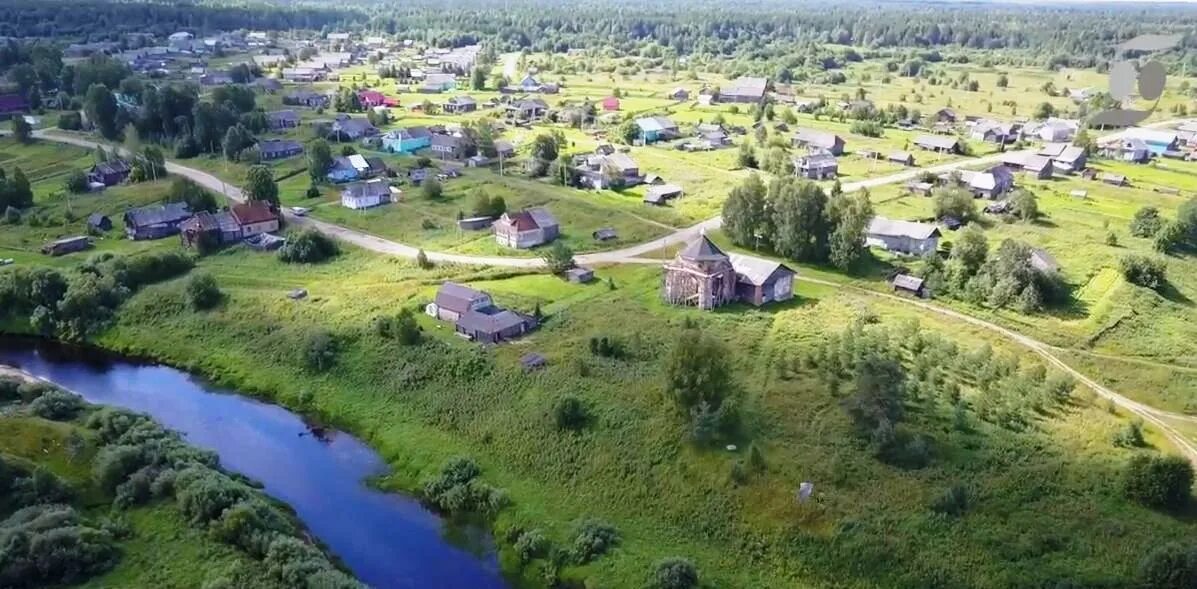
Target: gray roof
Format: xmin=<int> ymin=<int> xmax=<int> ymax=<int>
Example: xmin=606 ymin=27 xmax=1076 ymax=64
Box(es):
xmin=435 ymin=282 xmax=489 ymax=315
xmin=526 ymin=206 xmax=558 ymax=229
xmin=678 ymin=235 xmax=728 ymax=262
xmin=93 ymin=159 xmax=131 ymax=175
xmin=268 ymin=109 xmax=300 ymax=122
xmin=728 ymin=253 xmax=794 ymax=286
xmin=892 ymin=274 xmax=925 ymax=291
xmin=797 ymin=153 xmax=837 ymax=169
xmin=259 ymin=139 xmax=302 ymax=153
xmin=867 ymin=217 xmax=941 ymax=240
xmin=457 ymin=306 xmax=527 ymax=335
xmin=1056 ymin=146 xmax=1086 ymax=163
xmin=125 ymin=202 xmax=191 ymax=228
xmin=431 ymin=134 xmax=464 ymax=149
xmin=794 ymin=128 xmax=842 ymax=149
xmin=646 ymin=184 xmax=683 ymax=199
xmin=343 ymin=180 xmax=392 ymax=198
xmin=723 ymin=76 xmax=768 ymax=99
xmin=914 ymin=135 xmax=960 ymax=150
xmin=447 ymin=95 xmax=476 ymax=106
xmin=1022 ymin=154 xmax=1052 ymax=172
xmin=1030 ymin=248 xmax=1060 ymax=273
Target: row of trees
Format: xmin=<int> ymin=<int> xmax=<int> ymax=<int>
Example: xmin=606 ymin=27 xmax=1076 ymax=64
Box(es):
xmin=722 ymin=174 xmax=874 ymax=270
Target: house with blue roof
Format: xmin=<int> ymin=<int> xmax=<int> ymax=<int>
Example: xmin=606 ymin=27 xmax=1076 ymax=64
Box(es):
xmin=634 ymin=116 xmax=679 ymax=144
xmin=1121 ymin=127 xmax=1178 ymax=156
xmin=382 ymin=127 xmax=433 ymax=154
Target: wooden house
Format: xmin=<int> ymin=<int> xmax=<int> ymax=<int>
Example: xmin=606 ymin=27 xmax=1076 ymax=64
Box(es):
xmin=494 ymin=207 xmax=559 ymax=249
xmin=124 ymin=202 xmax=192 ymax=240
xmin=865 ymin=217 xmax=941 ymax=256
xmin=231 ymin=202 xmax=280 ymax=237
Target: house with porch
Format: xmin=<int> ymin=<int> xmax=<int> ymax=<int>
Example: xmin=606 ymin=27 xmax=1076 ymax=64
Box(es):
xmin=576 ymin=152 xmax=642 ymax=189
xmin=341 ymin=180 xmax=396 ymax=210
xmin=792 ymin=128 xmax=845 ymax=155
xmin=794 ymin=153 xmax=838 ymax=180
xmin=231 ymin=202 xmax=280 ymax=238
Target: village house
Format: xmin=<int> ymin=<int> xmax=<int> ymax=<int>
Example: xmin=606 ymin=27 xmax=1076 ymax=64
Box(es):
xmin=266 ymin=110 xmax=301 ymax=130
xmin=282 ymin=68 xmax=322 ymax=83
xmin=662 ymin=235 xmax=795 ymax=310
xmin=933 ymin=108 xmax=957 ymax=123
xmin=669 ymin=88 xmax=690 ymax=101
xmin=601 ymin=96 xmax=620 ymax=111
xmin=430 ymin=134 xmax=468 ymax=160
xmin=252 ymin=78 xmax=283 ymax=93
xmin=381 ymin=127 xmax=433 ymax=154
xmin=865 ymin=217 xmax=941 ymax=256
xmin=124 ymin=202 xmax=192 ymax=240
xmin=180 ymin=210 xmax=242 ymax=248
xmin=330 ymin=116 xmax=378 ymax=141
xmin=695 ymin=123 xmax=732 ymax=147
xmin=231 ymin=202 xmax=280 ymax=238
xmin=284 ymin=90 xmax=329 ymax=108
xmin=357 ymin=90 xmax=397 ymax=108
xmin=341 ymin=180 xmax=396 ymax=210
xmin=635 ymin=116 xmax=680 ymax=143
xmin=0 ymin=94 xmax=30 ymax=120
xmin=42 ymin=236 xmax=92 ymax=257
xmin=953 ymin=166 xmax=1015 ymax=199
xmin=969 ymin=120 xmax=1020 ymax=144
xmin=1020 ymin=154 xmax=1055 ymax=180
xmin=327 ymin=154 xmax=380 ymax=183
xmin=1121 ymin=127 xmax=1179 ymax=155
xmin=200 ymin=72 xmax=234 ymax=86
xmin=422 ymin=73 xmax=457 ymax=93
xmin=426 ymin=282 xmax=537 ymax=344
xmin=88 ymin=159 xmax=132 ymax=187
xmin=87 ymin=213 xmax=112 ymax=233
xmin=443 ymin=96 xmax=477 ymax=114
xmin=258 ymin=139 xmax=304 ymax=161
xmin=1103 ymin=138 xmax=1152 ymax=163
xmin=576 ymin=152 xmax=642 ymax=189
xmin=518 ymin=74 xmax=543 ymax=92
xmin=792 ymin=129 xmax=845 ymax=155
xmin=1031 ymin=118 xmax=1079 ymax=143
xmin=507 ymin=98 xmax=549 ymax=121
xmin=719 ymin=76 xmax=768 ymax=104
xmin=794 ymin=153 xmax=838 ymax=180
xmin=1038 ymin=143 xmax=1088 ymax=173
xmin=494 ymin=207 xmax=559 ymax=249
xmin=913 ymin=135 xmax=962 ymax=154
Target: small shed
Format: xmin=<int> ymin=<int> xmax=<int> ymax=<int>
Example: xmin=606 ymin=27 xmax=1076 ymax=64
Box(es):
xmin=1099 ymin=173 xmax=1128 ymax=186
xmin=892 ymin=274 xmax=928 ymax=298
xmin=41 ymin=236 xmax=92 ymax=256
xmin=592 ymin=228 xmax=618 ymax=241
xmin=287 ymin=288 xmax=308 ymax=300
xmin=520 ymin=353 xmax=547 ymax=372
xmin=87 ymin=213 xmax=112 ymax=232
xmin=644 ymin=184 xmax=684 ymax=205
xmin=565 ymin=267 xmax=595 ymax=283
xmin=458 ymin=216 xmax=494 ymax=231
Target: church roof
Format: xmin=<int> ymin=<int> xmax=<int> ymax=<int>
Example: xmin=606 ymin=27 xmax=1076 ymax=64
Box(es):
xmin=678 ymin=235 xmax=728 ymax=262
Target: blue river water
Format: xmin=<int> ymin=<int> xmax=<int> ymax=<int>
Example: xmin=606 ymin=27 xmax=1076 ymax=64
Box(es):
xmin=0 ymin=336 xmax=509 ymax=589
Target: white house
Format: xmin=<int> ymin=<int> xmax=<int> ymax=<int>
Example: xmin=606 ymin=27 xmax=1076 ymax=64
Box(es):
xmin=341 ymin=180 xmax=397 ymax=210
xmin=865 ymin=217 xmax=941 ymax=256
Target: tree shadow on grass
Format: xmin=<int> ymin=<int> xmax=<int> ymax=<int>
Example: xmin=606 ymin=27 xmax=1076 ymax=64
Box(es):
xmin=1158 ymin=281 xmax=1194 ymax=307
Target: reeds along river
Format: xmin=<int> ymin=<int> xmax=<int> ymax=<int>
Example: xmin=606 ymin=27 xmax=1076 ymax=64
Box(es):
xmin=0 ymin=335 xmax=509 ymax=589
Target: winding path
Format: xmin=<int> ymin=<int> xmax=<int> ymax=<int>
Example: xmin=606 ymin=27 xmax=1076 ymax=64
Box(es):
xmin=26 ymin=121 xmax=1197 ymax=462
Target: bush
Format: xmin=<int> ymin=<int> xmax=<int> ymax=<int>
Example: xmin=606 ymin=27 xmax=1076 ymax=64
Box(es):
xmin=185 ymin=273 xmax=223 ymax=310
xmin=1138 ymin=542 xmax=1197 ymax=589
xmin=65 ymin=170 xmax=90 ymax=194
xmin=0 ymin=504 xmax=119 ymax=588
xmin=1113 ymin=421 xmax=1145 ymax=448
xmin=1130 ymin=206 xmax=1165 ymax=237
xmin=303 ymin=330 xmax=337 ymax=371
xmin=514 ymin=528 xmax=549 ymax=563
xmin=28 ymin=389 xmax=84 ymax=420
xmin=570 ymin=519 xmax=620 ymax=564
xmin=1120 ymin=255 xmax=1167 ymax=290
xmin=553 ymin=395 xmax=590 ymax=431
xmin=930 ymin=484 xmax=969 ymax=517
xmin=278 ymin=230 xmax=339 ymax=264
xmin=650 ymin=557 xmax=700 ymax=589
xmin=421 ymin=457 xmax=508 ymax=516
xmin=1122 ymin=453 xmax=1193 ymax=510
xmin=375 ymin=308 xmax=422 ymax=345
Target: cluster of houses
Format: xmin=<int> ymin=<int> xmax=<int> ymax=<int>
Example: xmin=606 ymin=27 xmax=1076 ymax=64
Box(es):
xmin=111 ymin=200 xmax=281 ymax=248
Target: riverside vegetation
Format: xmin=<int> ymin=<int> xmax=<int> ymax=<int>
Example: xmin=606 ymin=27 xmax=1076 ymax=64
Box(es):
xmin=0 ymin=375 xmax=361 ymax=589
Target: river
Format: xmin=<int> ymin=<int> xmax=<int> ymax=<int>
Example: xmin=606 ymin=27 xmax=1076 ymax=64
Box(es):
xmin=0 ymin=336 xmax=510 ymax=589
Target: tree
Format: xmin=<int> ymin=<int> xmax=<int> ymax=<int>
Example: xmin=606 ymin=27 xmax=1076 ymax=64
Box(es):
xmin=64 ymin=170 xmax=89 ymax=194
xmin=244 ymin=165 xmax=278 ymax=205
xmin=828 ymin=190 xmax=873 ymax=270
xmin=664 ymin=330 xmax=732 ymax=411
xmin=168 ymin=177 xmax=218 ymax=213
xmin=11 ymin=115 xmax=32 ymax=144
xmin=616 ymin=119 xmax=638 ymax=144
xmin=1032 ymin=101 xmax=1056 ymax=120
xmin=1009 ymin=189 xmax=1039 ymax=222
xmin=722 ymin=173 xmax=770 ymax=250
xmin=1073 ymin=128 xmax=1096 ymax=156
xmin=932 ymin=186 xmax=977 ymax=223
xmin=222 ymin=124 xmax=254 ymax=161
xmin=950 ymin=225 xmax=989 ymax=275
xmin=530 ymin=133 xmax=559 ymax=162
xmin=83 ymin=83 xmax=119 ymax=139
xmin=471 ymin=66 xmax=489 ymax=91
xmin=278 ymin=230 xmax=339 ymax=264
xmin=650 ymin=558 xmax=700 ymax=589
xmin=541 ymin=241 xmax=575 ymax=274
xmin=307 ymin=139 xmax=333 ymax=182
xmin=185 ymin=273 xmax=223 ymax=310
xmin=843 ymin=352 xmax=907 ymax=436
xmin=996 ymin=73 xmax=1009 ymax=88
xmin=1130 ymin=206 xmax=1164 ymax=237
xmin=769 ymin=178 xmax=832 ymax=263
xmin=1122 ymin=453 xmax=1193 ymax=510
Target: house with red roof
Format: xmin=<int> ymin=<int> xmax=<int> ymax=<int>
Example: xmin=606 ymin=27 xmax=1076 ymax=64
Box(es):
xmin=357 ymin=90 xmax=398 ymax=108
xmin=494 ymin=207 xmax=559 ymax=249
xmin=231 ymin=201 xmax=280 ymax=238
xmin=601 ymin=96 xmax=620 ymax=111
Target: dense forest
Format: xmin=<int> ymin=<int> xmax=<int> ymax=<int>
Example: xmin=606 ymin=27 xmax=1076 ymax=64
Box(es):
xmin=2 ymin=0 xmax=1197 ymax=70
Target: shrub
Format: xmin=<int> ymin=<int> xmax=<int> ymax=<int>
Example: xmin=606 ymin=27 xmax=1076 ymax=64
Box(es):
xmin=0 ymin=504 xmax=119 ymax=588
xmin=421 ymin=177 xmax=443 ymax=200
xmin=174 ymin=466 xmax=253 ymax=525
xmin=553 ymin=395 xmax=590 ymax=431
xmin=650 ymin=557 xmax=700 ymax=589
xmin=92 ymin=444 xmax=148 ymax=492
xmin=28 ymin=389 xmax=84 ymax=420
xmin=64 ymin=170 xmax=90 ymax=194
xmin=0 ymin=377 xmax=21 ymax=401
xmin=303 ymin=330 xmax=337 ymax=371
xmin=1122 ymin=453 xmax=1193 ymax=510
xmin=930 ymin=484 xmax=969 ymax=517
xmin=185 ymin=273 xmax=223 ymax=310
xmin=514 ymin=528 xmax=549 ymax=563
xmin=210 ymin=499 xmax=296 ymax=557
xmin=1112 ymin=421 xmax=1145 ymax=448
xmin=375 ymin=308 xmax=421 ymax=345
xmin=1120 ymin=255 xmax=1167 ymax=290
xmin=1130 ymin=206 xmax=1165 ymax=237
xmin=421 ymin=457 xmax=508 ymax=516
xmin=1137 ymin=542 xmax=1197 ymax=589
xmin=278 ymin=230 xmax=339 ymax=264
xmin=9 ymin=466 xmax=74 ymax=506
xmin=570 ymin=519 xmax=620 ymax=564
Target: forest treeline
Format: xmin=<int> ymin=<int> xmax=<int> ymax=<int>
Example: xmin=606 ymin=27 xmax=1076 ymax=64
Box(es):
xmin=2 ymin=0 xmax=1197 ymax=68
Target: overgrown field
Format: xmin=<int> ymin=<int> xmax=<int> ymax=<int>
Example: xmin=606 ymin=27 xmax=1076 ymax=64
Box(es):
xmin=34 ymin=242 xmax=1189 ymax=589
